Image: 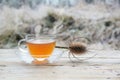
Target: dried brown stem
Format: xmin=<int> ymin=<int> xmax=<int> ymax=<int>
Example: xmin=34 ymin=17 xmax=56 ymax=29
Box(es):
xmin=55 ymin=46 xmax=69 ymax=49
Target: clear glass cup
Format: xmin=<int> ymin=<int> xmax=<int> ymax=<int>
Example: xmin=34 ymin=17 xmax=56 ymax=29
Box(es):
xmin=17 ymin=34 xmax=63 ymax=65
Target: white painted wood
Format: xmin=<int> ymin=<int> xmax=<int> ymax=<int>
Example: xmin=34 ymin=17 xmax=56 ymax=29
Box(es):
xmin=0 ymin=49 xmax=120 ymax=80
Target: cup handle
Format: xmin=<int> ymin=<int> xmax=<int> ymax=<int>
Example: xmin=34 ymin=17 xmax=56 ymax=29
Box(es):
xmin=18 ymin=39 xmax=28 ymax=53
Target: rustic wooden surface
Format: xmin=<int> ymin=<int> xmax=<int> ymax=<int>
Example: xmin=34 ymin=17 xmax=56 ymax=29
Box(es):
xmin=0 ymin=49 xmax=120 ymax=80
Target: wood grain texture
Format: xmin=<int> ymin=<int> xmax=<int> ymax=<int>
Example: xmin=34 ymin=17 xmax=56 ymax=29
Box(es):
xmin=0 ymin=49 xmax=120 ymax=80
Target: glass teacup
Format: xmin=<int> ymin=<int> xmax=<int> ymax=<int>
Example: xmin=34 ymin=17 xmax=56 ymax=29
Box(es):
xmin=18 ymin=34 xmax=62 ymax=65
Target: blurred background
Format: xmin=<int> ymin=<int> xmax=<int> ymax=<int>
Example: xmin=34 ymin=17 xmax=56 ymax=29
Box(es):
xmin=0 ymin=0 xmax=120 ymax=49
xmin=0 ymin=0 xmax=120 ymax=8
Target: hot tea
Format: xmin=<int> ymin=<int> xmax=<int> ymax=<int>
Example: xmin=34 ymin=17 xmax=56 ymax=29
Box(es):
xmin=27 ymin=39 xmax=56 ymax=58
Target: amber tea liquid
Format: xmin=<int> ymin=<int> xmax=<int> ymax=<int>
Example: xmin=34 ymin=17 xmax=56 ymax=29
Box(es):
xmin=27 ymin=39 xmax=56 ymax=59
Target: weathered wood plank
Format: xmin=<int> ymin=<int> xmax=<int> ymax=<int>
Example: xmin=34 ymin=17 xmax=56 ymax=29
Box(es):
xmin=0 ymin=49 xmax=120 ymax=80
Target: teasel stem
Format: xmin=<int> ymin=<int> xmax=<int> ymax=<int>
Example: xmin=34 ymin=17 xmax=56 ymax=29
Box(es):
xmin=55 ymin=46 xmax=69 ymax=49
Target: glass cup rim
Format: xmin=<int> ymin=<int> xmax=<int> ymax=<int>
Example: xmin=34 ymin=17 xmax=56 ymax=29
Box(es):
xmin=25 ymin=34 xmax=56 ymax=43
xmin=25 ymin=34 xmax=56 ymax=38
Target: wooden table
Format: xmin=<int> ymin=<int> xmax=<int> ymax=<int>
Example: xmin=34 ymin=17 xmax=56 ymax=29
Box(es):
xmin=0 ymin=49 xmax=120 ymax=80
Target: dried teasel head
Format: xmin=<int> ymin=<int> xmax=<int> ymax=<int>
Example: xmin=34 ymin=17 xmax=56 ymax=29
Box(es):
xmin=56 ymin=42 xmax=88 ymax=62
xmin=69 ymin=42 xmax=87 ymax=55
xmin=55 ymin=35 xmax=98 ymax=62
xmin=56 ymin=42 xmax=88 ymax=55
xmin=55 ymin=35 xmax=97 ymax=62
